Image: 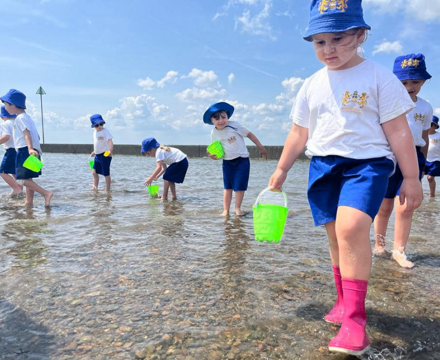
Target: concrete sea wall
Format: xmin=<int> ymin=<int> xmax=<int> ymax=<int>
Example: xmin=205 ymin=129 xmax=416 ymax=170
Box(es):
xmin=40 ymin=144 xmax=309 ymax=160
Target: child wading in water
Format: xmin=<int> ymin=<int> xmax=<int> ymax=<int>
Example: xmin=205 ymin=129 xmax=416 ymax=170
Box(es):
xmin=89 ymin=114 xmax=113 ymax=192
xmin=373 ymin=53 xmax=433 ymax=268
xmin=1 ymin=89 xmax=53 ymax=207
xmin=0 ymin=105 xmax=23 ymax=196
xmin=203 ymin=102 xmax=267 ymax=216
xmin=268 ymin=0 xmax=422 ymax=356
xmin=142 ymin=137 xmax=188 ymax=200
xmin=425 ymin=116 xmax=440 ymax=197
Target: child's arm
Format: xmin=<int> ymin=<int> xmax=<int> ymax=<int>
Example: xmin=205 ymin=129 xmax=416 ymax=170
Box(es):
xmin=154 ymin=163 xmax=167 ymax=180
xmin=421 ymin=129 xmax=429 ymax=159
xmin=247 ymin=132 xmax=268 ymax=159
xmin=107 ymin=139 xmax=114 ymax=157
xmin=144 ymin=161 xmax=165 ymax=186
xmin=269 ymin=124 xmax=308 ymax=190
xmin=23 ymin=129 xmax=39 ymax=156
xmin=0 ymin=134 xmax=10 ymax=145
xmin=382 ymin=114 xmax=423 ymax=211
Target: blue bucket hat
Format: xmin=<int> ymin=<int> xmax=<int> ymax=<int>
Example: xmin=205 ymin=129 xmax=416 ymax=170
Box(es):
xmin=432 ymin=115 xmax=439 ymax=129
xmin=303 ymin=0 xmax=371 ymax=41
xmin=1 ymin=105 xmax=16 ymax=118
xmin=0 ymin=89 xmax=26 ymax=109
xmin=90 ymin=114 xmax=106 ymax=128
xmin=141 ymin=137 xmax=160 ymax=153
xmin=203 ymin=102 xmax=234 ymax=125
xmin=393 ymin=53 xmax=432 ymax=81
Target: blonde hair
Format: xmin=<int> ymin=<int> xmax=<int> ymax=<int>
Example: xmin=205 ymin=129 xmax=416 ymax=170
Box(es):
xmin=159 ymin=145 xmax=171 ymax=152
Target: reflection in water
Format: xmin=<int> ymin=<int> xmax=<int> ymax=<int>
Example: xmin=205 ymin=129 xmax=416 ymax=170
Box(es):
xmin=0 ymin=154 xmax=439 ymax=359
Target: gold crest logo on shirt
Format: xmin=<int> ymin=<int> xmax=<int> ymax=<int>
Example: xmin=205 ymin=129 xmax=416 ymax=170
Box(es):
xmin=401 ymin=58 xmax=420 ymax=69
xmin=413 ymin=113 xmax=426 ymax=124
xmin=341 ymin=90 xmax=369 ymax=113
xmin=318 ymin=0 xmax=348 ymax=13
xmin=431 ymin=138 xmax=439 ymax=144
xmin=227 ymin=136 xmax=237 ymax=144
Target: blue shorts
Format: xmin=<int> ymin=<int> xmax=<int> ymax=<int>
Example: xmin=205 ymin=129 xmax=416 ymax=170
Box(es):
xmin=0 ymin=148 xmax=17 ymax=175
xmin=424 ymin=161 xmax=440 ymax=177
xmin=222 ymin=157 xmax=250 ymax=191
xmin=308 ymin=156 xmax=394 ymax=226
xmin=385 ymin=147 xmax=425 ymax=198
xmin=94 ymin=153 xmax=112 ymax=176
xmin=163 ymin=158 xmax=188 ymax=184
xmin=16 ymin=147 xmax=42 ymax=180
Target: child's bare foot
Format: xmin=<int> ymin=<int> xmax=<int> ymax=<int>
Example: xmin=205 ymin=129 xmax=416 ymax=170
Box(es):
xmin=429 ymin=194 xmax=435 ymax=198
xmin=221 ymin=210 xmax=229 ymax=216
xmin=44 ymin=191 xmax=53 ymax=207
xmin=92 ymin=185 xmax=98 ymax=191
xmin=160 ymin=196 xmax=168 ymax=200
xmin=24 ymin=202 xmax=33 ymax=207
xmin=373 ymin=246 xmax=390 ymax=259
xmin=171 ymin=196 xmax=177 ymax=201
xmin=235 ymin=209 xmax=245 ymax=216
xmin=391 ymin=248 xmax=415 ymax=268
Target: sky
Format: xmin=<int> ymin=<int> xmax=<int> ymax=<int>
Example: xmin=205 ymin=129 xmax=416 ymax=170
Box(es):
xmin=1 ymin=0 xmax=440 ymax=146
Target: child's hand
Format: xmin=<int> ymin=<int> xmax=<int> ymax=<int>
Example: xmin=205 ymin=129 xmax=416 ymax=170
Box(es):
xmin=268 ymin=168 xmax=287 ymax=191
xmin=207 ymin=153 xmax=218 ymax=160
xmin=144 ymin=177 xmax=153 ymax=186
xmin=399 ymin=178 xmax=423 ymax=212
xmin=29 ymin=148 xmax=39 ymax=157
xmin=90 ymin=152 xmax=95 ymax=157
xmin=259 ymin=147 xmax=268 ymax=159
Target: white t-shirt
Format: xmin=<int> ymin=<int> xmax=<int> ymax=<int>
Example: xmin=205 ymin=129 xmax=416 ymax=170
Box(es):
xmin=13 ymin=113 xmax=42 ymax=153
xmin=406 ymin=97 xmax=433 ymax=147
xmin=156 ymin=147 xmax=187 ymax=165
xmin=0 ymin=120 xmax=15 ymax=149
xmin=93 ymin=128 xmax=113 ymax=154
xmin=291 ymin=59 xmax=414 ymax=161
xmin=211 ymin=120 xmax=250 ymax=160
xmin=427 ymin=131 xmax=440 ymax=162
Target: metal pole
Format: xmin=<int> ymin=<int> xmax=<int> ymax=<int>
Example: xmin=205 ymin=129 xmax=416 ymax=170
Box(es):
xmin=40 ymin=94 xmax=45 ymax=144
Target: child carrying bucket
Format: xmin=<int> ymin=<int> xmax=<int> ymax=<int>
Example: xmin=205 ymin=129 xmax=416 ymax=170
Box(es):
xmin=0 ymin=105 xmax=23 ymax=196
xmin=141 ymin=137 xmax=188 ymax=200
xmin=268 ymin=0 xmax=422 ymax=356
xmin=89 ymin=114 xmax=113 ymax=192
xmin=1 ymin=89 xmax=53 ymax=207
xmin=425 ymin=116 xmax=440 ymax=197
xmin=203 ymin=102 xmax=268 ymax=216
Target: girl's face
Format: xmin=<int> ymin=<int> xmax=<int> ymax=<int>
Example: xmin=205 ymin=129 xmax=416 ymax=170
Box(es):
xmin=429 ymin=124 xmax=438 ymax=135
xmin=400 ymin=79 xmax=426 ymax=102
xmin=3 ymin=102 xmax=15 ymax=115
xmin=210 ymin=111 xmax=228 ymax=130
xmin=145 ymin=148 xmax=156 ymax=157
xmin=312 ymin=30 xmax=364 ymax=70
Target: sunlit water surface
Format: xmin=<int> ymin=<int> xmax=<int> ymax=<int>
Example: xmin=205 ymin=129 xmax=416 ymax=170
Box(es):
xmin=1 ymin=153 xmax=439 ymax=360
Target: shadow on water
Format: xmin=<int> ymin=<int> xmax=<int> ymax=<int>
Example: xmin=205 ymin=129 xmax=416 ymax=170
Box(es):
xmin=0 ymin=298 xmax=56 ymax=359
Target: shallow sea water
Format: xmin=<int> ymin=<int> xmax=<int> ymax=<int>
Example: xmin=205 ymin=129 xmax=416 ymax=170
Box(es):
xmin=0 ymin=153 xmax=439 ymax=360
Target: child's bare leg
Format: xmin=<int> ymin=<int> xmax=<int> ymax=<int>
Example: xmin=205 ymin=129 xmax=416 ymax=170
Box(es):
xmin=162 ymin=180 xmax=170 ymax=200
xmin=373 ymin=198 xmax=394 ymax=258
xmin=23 ymin=179 xmax=53 ymax=207
xmin=391 ymin=198 xmax=415 ymax=268
xmin=222 ymin=189 xmax=233 ymax=216
xmin=105 ymin=175 xmax=111 ymax=192
xmin=92 ymin=171 xmax=99 ymax=190
xmin=1 ymin=174 xmax=23 ymax=194
xmin=336 ymin=206 xmax=372 ymax=280
xmin=24 ymin=188 xmax=34 ymax=207
xmin=324 ymin=221 xmax=339 ymax=266
xmin=169 ymin=182 xmax=177 ymax=200
xmin=427 ymin=175 xmax=436 ymax=197
xmin=234 ymin=190 xmax=245 ymax=216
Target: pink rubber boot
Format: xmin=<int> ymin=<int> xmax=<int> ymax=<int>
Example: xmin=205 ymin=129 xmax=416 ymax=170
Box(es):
xmin=328 ymin=279 xmax=370 ymax=356
xmin=324 ymin=265 xmax=344 ymax=325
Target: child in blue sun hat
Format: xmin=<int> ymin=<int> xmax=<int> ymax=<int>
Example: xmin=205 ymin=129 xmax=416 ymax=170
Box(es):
xmin=203 ymin=101 xmax=267 ymax=216
xmin=1 ymin=89 xmax=53 ymax=207
xmin=268 ymin=0 xmax=421 ymax=356
xmin=425 ymin=115 xmax=440 ymax=197
xmin=0 ymin=105 xmax=23 ymax=196
xmin=89 ymin=114 xmax=113 ymax=191
xmin=374 ymin=53 xmax=433 ymax=268
xmin=141 ymin=137 xmax=188 ymax=200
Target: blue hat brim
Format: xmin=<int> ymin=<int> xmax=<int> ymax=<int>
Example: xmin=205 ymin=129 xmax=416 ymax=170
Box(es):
xmin=141 ymin=138 xmax=160 ymax=153
xmin=0 ymin=92 xmax=26 ymax=109
xmin=203 ymin=102 xmax=234 ymax=125
xmin=394 ymin=70 xmax=432 ymax=81
xmin=91 ymin=120 xmax=105 ymax=128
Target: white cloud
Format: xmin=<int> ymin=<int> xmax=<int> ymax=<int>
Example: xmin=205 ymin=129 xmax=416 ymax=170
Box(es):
xmin=372 ymin=40 xmax=403 ymax=56
xmin=176 ymin=88 xmax=227 ymax=102
xmin=228 ymin=73 xmax=235 ymax=85
xmin=365 ymin=0 xmax=440 ymax=20
xmin=235 ymin=3 xmax=276 ymax=40
xmin=157 ymin=71 xmax=179 ymax=88
xmin=137 ymin=77 xmax=156 ymax=90
xmin=184 ymin=68 xmax=220 ymax=87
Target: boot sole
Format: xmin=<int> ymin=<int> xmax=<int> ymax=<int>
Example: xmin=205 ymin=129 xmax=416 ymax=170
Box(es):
xmin=323 ymin=318 xmax=341 ymax=326
xmin=328 ymin=344 xmax=370 ymax=356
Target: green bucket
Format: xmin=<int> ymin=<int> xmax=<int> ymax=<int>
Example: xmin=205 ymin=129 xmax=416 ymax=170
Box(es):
xmin=207 ymin=141 xmax=224 ymax=159
xmin=23 ymin=154 xmax=44 ymax=172
xmin=147 ymin=184 xmax=159 ymax=197
xmin=253 ymin=188 xmax=288 ymax=243
xmin=89 ymin=160 xmax=94 ymax=170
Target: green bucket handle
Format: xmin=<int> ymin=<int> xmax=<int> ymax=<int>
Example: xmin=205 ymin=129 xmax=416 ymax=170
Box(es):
xmin=254 ymin=187 xmax=288 ymax=208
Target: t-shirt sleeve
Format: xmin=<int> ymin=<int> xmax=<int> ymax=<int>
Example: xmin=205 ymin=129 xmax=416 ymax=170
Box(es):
xmin=234 ymin=122 xmax=250 ymax=137
xmin=424 ymin=105 xmax=434 ymax=131
xmin=377 ymin=75 xmax=414 ymax=124
xmin=155 ymin=149 xmax=166 ymax=163
xmin=15 ymin=116 xmax=28 ymax=132
xmin=290 ymin=81 xmax=310 ymax=128
xmin=105 ymin=129 xmax=113 ymax=140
